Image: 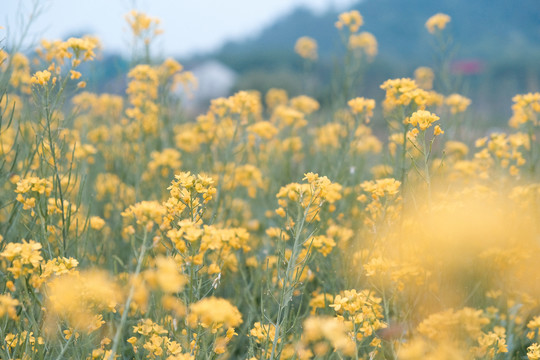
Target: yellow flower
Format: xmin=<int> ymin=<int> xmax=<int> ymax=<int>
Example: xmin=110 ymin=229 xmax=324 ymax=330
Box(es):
xmin=349 ymin=32 xmax=378 ymax=58
xmin=426 ymin=13 xmax=451 ymax=33
xmin=0 ymin=294 xmax=19 ymax=319
xmin=272 ymin=105 xmax=307 ymax=128
xmin=265 ymin=88 xmax=288 ymax=109
xmin=371 ymin=164 xmax=394 ymax=179
xmin=290 ymin=95 xmax=320 ymax=114
xmin=302 ymin=316 xmax=356 ymax=356
xmin=30 ymin=70 xmax=53 ymax=85
xmin=418 ymin=307 xmax=489 ymax=341
xmin=306 ymin=235 xmax=336 ymax=257
xmin=89 ymin=216 xmax=106 ymax=230
xmin=434 ymin=125 xmax=444 ymax=136
xmin=125 ymin=10 xmax=161 ymax=38
xmin=380 ymin=77 xmax=418 ymax=110
xmin=360 ymin=178 xmax=401 ymax=199
xmin=187 ymin=297 xmax=242 ymax=330
xmin=445 ymin=93 xmax=471 ymax=114
xmin=528 ymin=343 xmax=540 ymax=360
xmin=315 ymin=122 xmax=347 ymax=149
xmin=159 ymin=57 xmax=183 ymax=77
xmin=165 ymin=172 xmax=217 ymax=219
xmin=408 ymin=110 xmax=440 ymax=131
xmin=143 ymin=148 xmax=182 ymax=180
xmin=44 ymin=270 xmax=122 ymax=333
xmin=445 ymin=141 xmax=469 ymax=160
xmin=249 ymin=322 xmax=277 ymax=343
xmin=276 ymin=207 xmax=286 ymax=217
xmin=248 ymin=121 xmax=279 ymax=140
xmin=122 ymin=201 xmax=166 ymax=230
xmin=509 ymin=92 xmax=540 ymax=128
xmin=0 ymin=240 xmax=43 ymax=279
xmin=414 ymin=66 xmax=434 ymax=90
xmin=335 ymin=10 xmax=363 ymax=33
xmin=70 ymin=70 xmax=81 ymax=79
xmin=295 ymin=36 xmax=318 ymax=60
xmin=348 ymin=97 xmax=376 ymax=118
xmin=144 ymin=256 xmax=187 ymax=293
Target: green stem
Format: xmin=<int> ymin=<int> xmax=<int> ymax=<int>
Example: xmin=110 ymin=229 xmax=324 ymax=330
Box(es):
xmin=422 ymin=131 xmax=432 ymax=202
xmin=399 ymin=122 xmax=410 ymax=195
xmin=54 ymin=334 xmax=73 ymax=360
xmin=108 ymin=229 xmax=149 ymax=360
xmin=269 ymin=202 xmax=310 ymax=360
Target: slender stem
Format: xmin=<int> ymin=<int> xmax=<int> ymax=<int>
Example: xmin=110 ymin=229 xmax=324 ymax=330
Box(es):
xmin=528 ymin=122 xmax=536 ymax=176
xmin=210 ymin=117 xmax=241 ymax=223
xmin=399 ymin=122 xmax=410 ymax=195
xmin=269 ymin=202 xmax=310 ymax=360
xmin=54 ymin=334 xmax=73 ymax=360
xmin=109 ymin=229 xmax=149 ymax=360
xmin=422 ymin=131 xmax=432 ymax=202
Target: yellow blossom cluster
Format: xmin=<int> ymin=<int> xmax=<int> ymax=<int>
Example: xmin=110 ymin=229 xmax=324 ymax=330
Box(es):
xmin=144 ymin=256 xmax=187 ymax=294
xmin=125 ymin=64 xmax=160 ymax=134
xmin=348 ymin=96 xmax=376 ymax=118
xmin=358 ymin=178 xmax=402 ymax=227
xmin=30 ymin=70 xmax=55 ymax=86
xmin=143 ymin=148 xmax=182 ymax=180
xmin=6 ymin=53 xmax=32 ymax=93
xmin=306 ymin=235 xmax=336 ymax=256
xmin=352 ymin=124 xmax=383 ymax=154
xmin=165 ymin=172 xmax=216 ymax=220
xmin=329 ymin=289 xmax=386 ymax=331
xmin=44 ymin=270 xmax=122 ymax=333
xmin=14 ymin=176 xmax=53 ymax=211
xmin=0 ymin=294 xmax=19 ymax=319
xmin=380 ymin=77 xmax=442 ymax=111
xmin=348 ymin=32 xmax=378 ymax=58
xmin=335 ymin=10 xmax=363 ymax=33
xmin=414 ymin=66 xmax=435 ymax=90
xmin=0 ymin=7 xmax=539 ymax=360
xmin=1 ymin=240 xmax=43 ymax=279
xmin=294 ymin=36 xmax=318 ymax=60
xmin=122 ymin=200 xmax=167 ymax=231
xmin=125 ymin=10 xmax=163 ymax=42
xmin=407 ymin=109 xmax=441 ymax=131
xmin=290 ymin=95 xmax=320 ymax=115
xmin=529 ymin=343 xmax=540 ymax=360
xmin=509 ymin=92 xmax=540 ymax=128
xmin=37 ymin=36 xmax=100 ymax=65
xmin=187 ymin=297 xmax=242 ymax=331
xmin=445 ymin=93 xmax=472 ymax=114
xmin=425 ymin=13 xmax=451 ymax=33
xmin=474 ymin=132 xmax=528 ymax=177
xmin=276 ymin=173 xmax=342 ymax=221
xmin=129 ymin=319 xmax=192 ymax=359
xmin=301 ymin=316 xmax=356 ymax=356
xmin=265 ymin=88 xmax=289 ymax=109
xmin=4 ymin=331 xmax=44 ymax=353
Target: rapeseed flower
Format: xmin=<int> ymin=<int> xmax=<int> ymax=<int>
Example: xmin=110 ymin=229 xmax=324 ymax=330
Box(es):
xmin=295 ymin=36 xmax=318 ymax=60
xmin=426 ymin=13 xmax=451 ymax=33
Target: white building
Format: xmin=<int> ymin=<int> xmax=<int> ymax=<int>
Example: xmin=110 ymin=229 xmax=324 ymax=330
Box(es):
xmin=178 ymin=60 xmax=237 ymax=113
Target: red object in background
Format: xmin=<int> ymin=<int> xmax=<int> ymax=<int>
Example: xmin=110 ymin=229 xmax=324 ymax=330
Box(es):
xmin=451 ymin=60 xmax=485 ymax=75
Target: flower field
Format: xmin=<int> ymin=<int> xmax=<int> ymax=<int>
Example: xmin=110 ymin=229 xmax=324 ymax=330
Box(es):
xmin=0 ymin=7 xmax=539 ymax=360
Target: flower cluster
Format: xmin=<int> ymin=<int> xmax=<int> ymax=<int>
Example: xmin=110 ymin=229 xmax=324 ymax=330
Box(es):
xmin=294 ymin=36 xmax=318 ymax=60
xmin=276 ymin=173 xmax=342 ymax=222
xmin=0 ymin=7 xmax=538 ymax=360
xmin=425 ymin=13 xmax=451 ymax=33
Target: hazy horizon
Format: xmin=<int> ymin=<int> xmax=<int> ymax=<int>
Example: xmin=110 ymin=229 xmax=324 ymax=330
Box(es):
xmin=3 ymin=0 xmax=356 ymax=57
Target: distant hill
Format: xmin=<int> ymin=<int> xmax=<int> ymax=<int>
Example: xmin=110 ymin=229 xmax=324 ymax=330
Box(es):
xmin=213 ymin=0 xmax=540 ymax=71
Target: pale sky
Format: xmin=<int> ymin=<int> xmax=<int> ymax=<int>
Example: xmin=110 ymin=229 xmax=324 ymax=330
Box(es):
xmin=3 ymin=0 xmax=355 ymax=56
